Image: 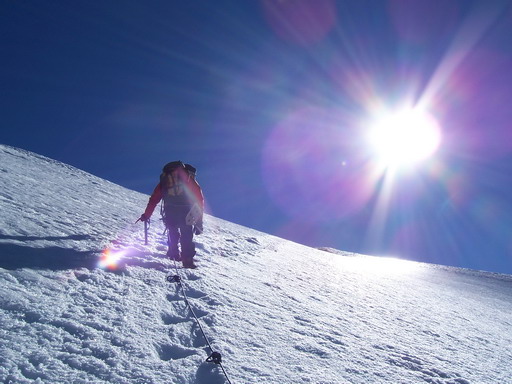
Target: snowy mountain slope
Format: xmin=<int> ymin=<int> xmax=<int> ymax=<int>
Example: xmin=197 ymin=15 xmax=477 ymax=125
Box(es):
xmin=1 ymin=144 xmax=511 ymax=384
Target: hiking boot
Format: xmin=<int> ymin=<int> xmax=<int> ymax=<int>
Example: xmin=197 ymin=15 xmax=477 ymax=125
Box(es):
xmin=182 ymin=259 xmax=197 ymax=269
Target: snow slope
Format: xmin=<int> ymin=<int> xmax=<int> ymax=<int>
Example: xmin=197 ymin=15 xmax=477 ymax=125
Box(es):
xmin=1 ymin=144 xmax=511 ymax=384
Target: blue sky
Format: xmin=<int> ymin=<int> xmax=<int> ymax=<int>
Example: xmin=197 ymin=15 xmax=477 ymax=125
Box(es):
xmin=2 ymin=0 xmax=512 ymax=274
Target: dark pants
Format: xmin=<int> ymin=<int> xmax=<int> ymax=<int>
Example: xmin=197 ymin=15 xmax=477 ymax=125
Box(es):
xmin=167 ymin=224 xmax=195 ymax=262
xmin=164 ymin=204 xmax=196 ymax=262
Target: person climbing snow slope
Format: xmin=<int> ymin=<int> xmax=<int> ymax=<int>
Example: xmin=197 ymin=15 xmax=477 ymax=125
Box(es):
xmin=139 ymin=161 xmax=204 ymax=268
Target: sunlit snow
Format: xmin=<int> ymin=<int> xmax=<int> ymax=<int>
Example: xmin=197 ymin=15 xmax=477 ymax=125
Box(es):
xmin=0 ymin=144 xmax=511 ymax=384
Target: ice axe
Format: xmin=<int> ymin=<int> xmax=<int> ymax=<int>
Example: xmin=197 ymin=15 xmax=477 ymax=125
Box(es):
xmin=135 ymin=217 xmax=150 ymax=245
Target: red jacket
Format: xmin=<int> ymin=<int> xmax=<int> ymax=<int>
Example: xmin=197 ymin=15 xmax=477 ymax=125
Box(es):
xmin=143 ymin=177 xmax=204 ymax=219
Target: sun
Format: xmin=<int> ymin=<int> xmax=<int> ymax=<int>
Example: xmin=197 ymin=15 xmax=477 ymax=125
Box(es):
xmin=367 ymin=108 xmax=442 ymax=170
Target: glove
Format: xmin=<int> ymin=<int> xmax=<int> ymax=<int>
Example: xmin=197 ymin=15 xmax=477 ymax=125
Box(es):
xmin=194 ymin=221 xmax=203 ymax=235
xmin=139 ymin=214 xmax=149 ymax=222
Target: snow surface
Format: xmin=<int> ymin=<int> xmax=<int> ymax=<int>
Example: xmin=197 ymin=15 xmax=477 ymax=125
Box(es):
xmin=1 ymin=144 xmax=511 ymax=384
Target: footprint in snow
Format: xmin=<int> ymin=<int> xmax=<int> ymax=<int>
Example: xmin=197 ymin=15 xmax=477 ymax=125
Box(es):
xmin=195 ymin=361 xmax=227 ymax=384
xmin=185 ymin=286 xmax=208 ymax=299
xmin=246 ymin=237 xmax=259 ymax=244
xmin=384 ymin=350 xmax=466 ymax=382
xmin=166 ymin=292 xmax=182 ymax=302
xmin=156 ymin=343 xmax=197 ymax=361
xmin=190 ymin=327 xmax=208 ymax=348
xmin=189 ymin=308 xmax=209 ymax=319
xmin=161 ymin=312 xmax=189 ymax=325
xmin=184 ymin=272 xmax=200 ymax=281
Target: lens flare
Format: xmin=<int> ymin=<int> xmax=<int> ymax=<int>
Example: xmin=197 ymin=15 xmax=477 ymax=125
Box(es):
xmin=262 ymin=107 xmax=375 ymax=222
xmin=261 ymin=0 xmax=337 ymax=46
xmin=98 ymin=248 xmax=125 ymax=270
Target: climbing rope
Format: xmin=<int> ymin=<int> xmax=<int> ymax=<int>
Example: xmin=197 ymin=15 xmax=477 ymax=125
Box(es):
xmin=167 ymin=261 xmax=233 ymax=384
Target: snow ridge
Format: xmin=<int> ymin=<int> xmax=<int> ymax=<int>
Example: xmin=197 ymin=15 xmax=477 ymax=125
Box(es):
xmin=1 ymin=145 xmax=511 ymax=384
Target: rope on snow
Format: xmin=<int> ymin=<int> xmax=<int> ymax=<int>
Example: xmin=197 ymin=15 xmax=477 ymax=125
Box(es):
xmin=167 ymin=261 xmax=233 ymax=384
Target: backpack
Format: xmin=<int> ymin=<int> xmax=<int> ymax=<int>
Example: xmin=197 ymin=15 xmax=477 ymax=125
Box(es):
xmin=160 ymin=161 xmax=189 ymax=207
xmin=184 ymin=163 xmax=197 ymax=178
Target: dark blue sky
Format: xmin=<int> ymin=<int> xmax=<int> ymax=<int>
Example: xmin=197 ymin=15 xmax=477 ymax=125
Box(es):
xmin=2 ymin=0 xmax=512 ymax=274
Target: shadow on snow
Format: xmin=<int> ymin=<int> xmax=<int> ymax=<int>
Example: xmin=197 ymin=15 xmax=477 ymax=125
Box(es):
xmin=0 ymin=234 xmax=95 ymax=242
xmin=0 ymin=243 xmax=101 ymax=270
xmin=0 ymin=234 xmax=170 ymax=271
